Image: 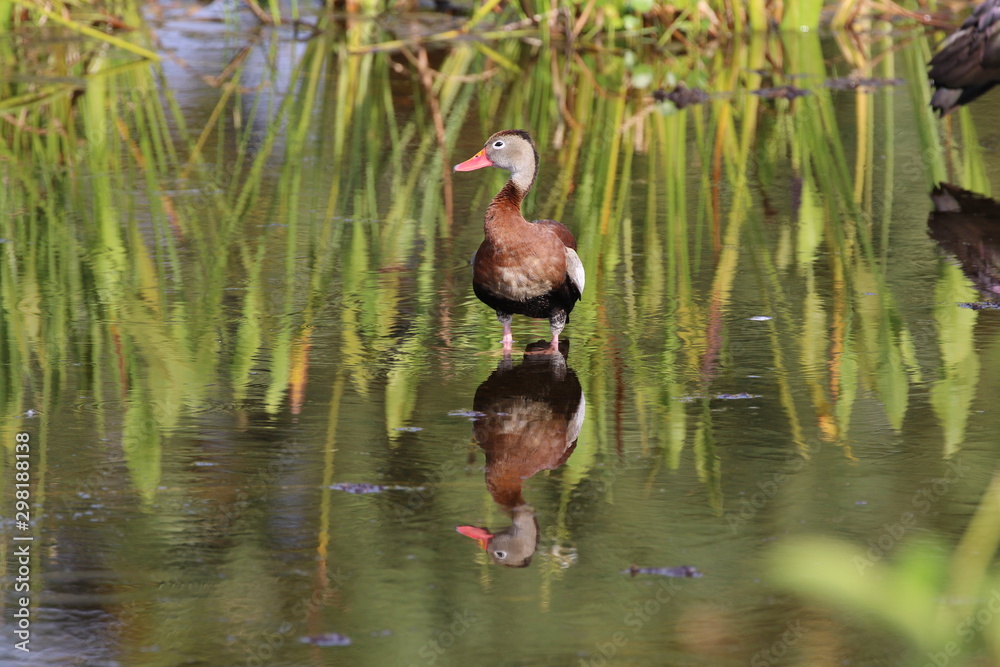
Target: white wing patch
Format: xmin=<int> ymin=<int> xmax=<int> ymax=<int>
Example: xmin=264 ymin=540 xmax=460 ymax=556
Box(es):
xmin=566 ymin=391 xmax=586 ymax=448
xmin=565 ymin=247 xmax=585 ymax=295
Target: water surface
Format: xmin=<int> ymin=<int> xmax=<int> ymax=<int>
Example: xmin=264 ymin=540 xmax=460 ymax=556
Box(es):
xmin=3 ymin=11 xmax=1000 ymax=666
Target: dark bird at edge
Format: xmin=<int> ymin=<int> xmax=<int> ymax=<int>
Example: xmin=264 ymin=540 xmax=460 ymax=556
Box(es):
xmin=929 ymin=0 xmax=1000 ymax=115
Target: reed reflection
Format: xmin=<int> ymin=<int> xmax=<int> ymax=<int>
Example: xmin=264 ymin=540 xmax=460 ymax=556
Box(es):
xmin=456 ymin=341 xmax=584 ymax=568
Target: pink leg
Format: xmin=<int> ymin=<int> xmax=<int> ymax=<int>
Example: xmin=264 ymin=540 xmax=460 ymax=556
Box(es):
xmin=499 ymin=313 xmax=513 ymax=352
xmin=549 ymin=311 xmax=567 ymax=352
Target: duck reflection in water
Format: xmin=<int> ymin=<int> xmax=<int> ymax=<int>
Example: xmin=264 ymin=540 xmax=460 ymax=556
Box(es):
xmin=929 ymin=183 xmax=1000 ymax=299
xmin=456 ymin=340 xmax=584 ymax=567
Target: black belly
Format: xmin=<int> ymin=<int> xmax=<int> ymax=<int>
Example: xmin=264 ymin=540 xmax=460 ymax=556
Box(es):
xmin=473 ymin=277 xmax=581 ymax=320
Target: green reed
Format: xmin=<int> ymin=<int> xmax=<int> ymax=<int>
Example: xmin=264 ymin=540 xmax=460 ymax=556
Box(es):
xmin=4 ymin=3 xmax=1000 ymax=660
xmin=2 ymin=6 xmax=992 ymax=478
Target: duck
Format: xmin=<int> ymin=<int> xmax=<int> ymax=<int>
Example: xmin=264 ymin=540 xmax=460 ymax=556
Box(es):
xmin=929 ymin=0 xmax=1000 ymax=115
xmin=453 ymin=130 xmax=585 ymax=353
xmin=455 ymin=341 xmax=584 ymax=567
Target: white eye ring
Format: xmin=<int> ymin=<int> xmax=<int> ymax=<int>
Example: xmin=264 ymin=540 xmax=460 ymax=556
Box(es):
xmin=493 ymin=140 xmax=505 ymax=148
xmin=494 ymin=551 xmax=506 ymax=559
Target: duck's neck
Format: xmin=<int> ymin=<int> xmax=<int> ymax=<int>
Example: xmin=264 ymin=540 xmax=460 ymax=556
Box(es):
xmin=485 ymin=171 xmax=535 ymax=235
xmin=487 ymin=473 xmax=526 ymax=508
xmin=510 ymin=161 xmax=536 ymax=195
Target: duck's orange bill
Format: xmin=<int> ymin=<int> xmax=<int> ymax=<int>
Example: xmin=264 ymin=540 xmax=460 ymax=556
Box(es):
xmin=453 ymin=149 xmax=493 ymax=172
xmin=456 ymin=525 xmax=493 ymax=550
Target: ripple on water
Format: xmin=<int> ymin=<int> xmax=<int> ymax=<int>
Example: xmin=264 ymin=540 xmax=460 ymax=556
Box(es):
xmin=73 ymin=398 xmax=240 ymax=415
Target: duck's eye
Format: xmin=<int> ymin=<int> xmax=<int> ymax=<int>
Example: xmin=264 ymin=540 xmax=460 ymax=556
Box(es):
xmin=494 ymin=550 xmax=507 ymax=560
xmin=493 ymin=140 xmax=505 ymax=149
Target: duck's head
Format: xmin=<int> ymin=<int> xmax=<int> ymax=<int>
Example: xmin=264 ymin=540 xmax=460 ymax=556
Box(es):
xmin=454 ymin=129 xmax=538 ymax=192
xmin=456 ymin=504 xmax=539 ymax=568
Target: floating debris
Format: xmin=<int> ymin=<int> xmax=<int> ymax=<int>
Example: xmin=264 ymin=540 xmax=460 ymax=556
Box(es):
xmin=332 ymin=482 xmax=387 ymax=494
xmin=447 ymin=409 xmax=486 ymax=418
xmin=825 ymin=76 xmax=903 ymax=91
xmin=752 ymin=85 xmax=810 ymax=100
xmin=624 ymin=564 xmax=703 ymax=578
xmin=393 ymin=426 xmax=423 ymax=432
xmin=714 ymin=392 xmax=761 ymax=400
xmin=299 ymin=633 xmax=351 ymax=647
xmin=747 ymin=315 xmax=772 ymax=321
xmin=959 ymin=302 xmax=1000 ymax=310
xmin=330 ymin=482 xmax=425 ymax=494
xmin=653 ymin=83 xmax=710 ymax=109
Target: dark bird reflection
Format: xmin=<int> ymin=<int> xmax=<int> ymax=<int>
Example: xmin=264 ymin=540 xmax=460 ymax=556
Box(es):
xmin=456 ymin=341 xmax=584 ymax=567
xmin=929 ymin=0 xmax=1000 ymax=115
xmin=928 ymin=183 xmax=1000 ymax=299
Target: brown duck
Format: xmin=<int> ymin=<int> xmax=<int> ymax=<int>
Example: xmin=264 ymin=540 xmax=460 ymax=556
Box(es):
xmin=454 ymin=130 xmax=585 ymax=353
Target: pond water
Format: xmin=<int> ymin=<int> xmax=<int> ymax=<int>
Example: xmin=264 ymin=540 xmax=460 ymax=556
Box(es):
xmin=4 ymin=8 xmax=1000 ymax=667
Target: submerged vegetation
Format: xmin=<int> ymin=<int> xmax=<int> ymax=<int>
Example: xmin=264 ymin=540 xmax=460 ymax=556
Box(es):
xmin=3 ymin=0 xmax=1000 ymax=663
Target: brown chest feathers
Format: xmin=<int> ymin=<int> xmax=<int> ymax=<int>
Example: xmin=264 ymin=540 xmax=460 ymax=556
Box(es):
xmin=474 ymin=201 xmax=570 ymax=301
